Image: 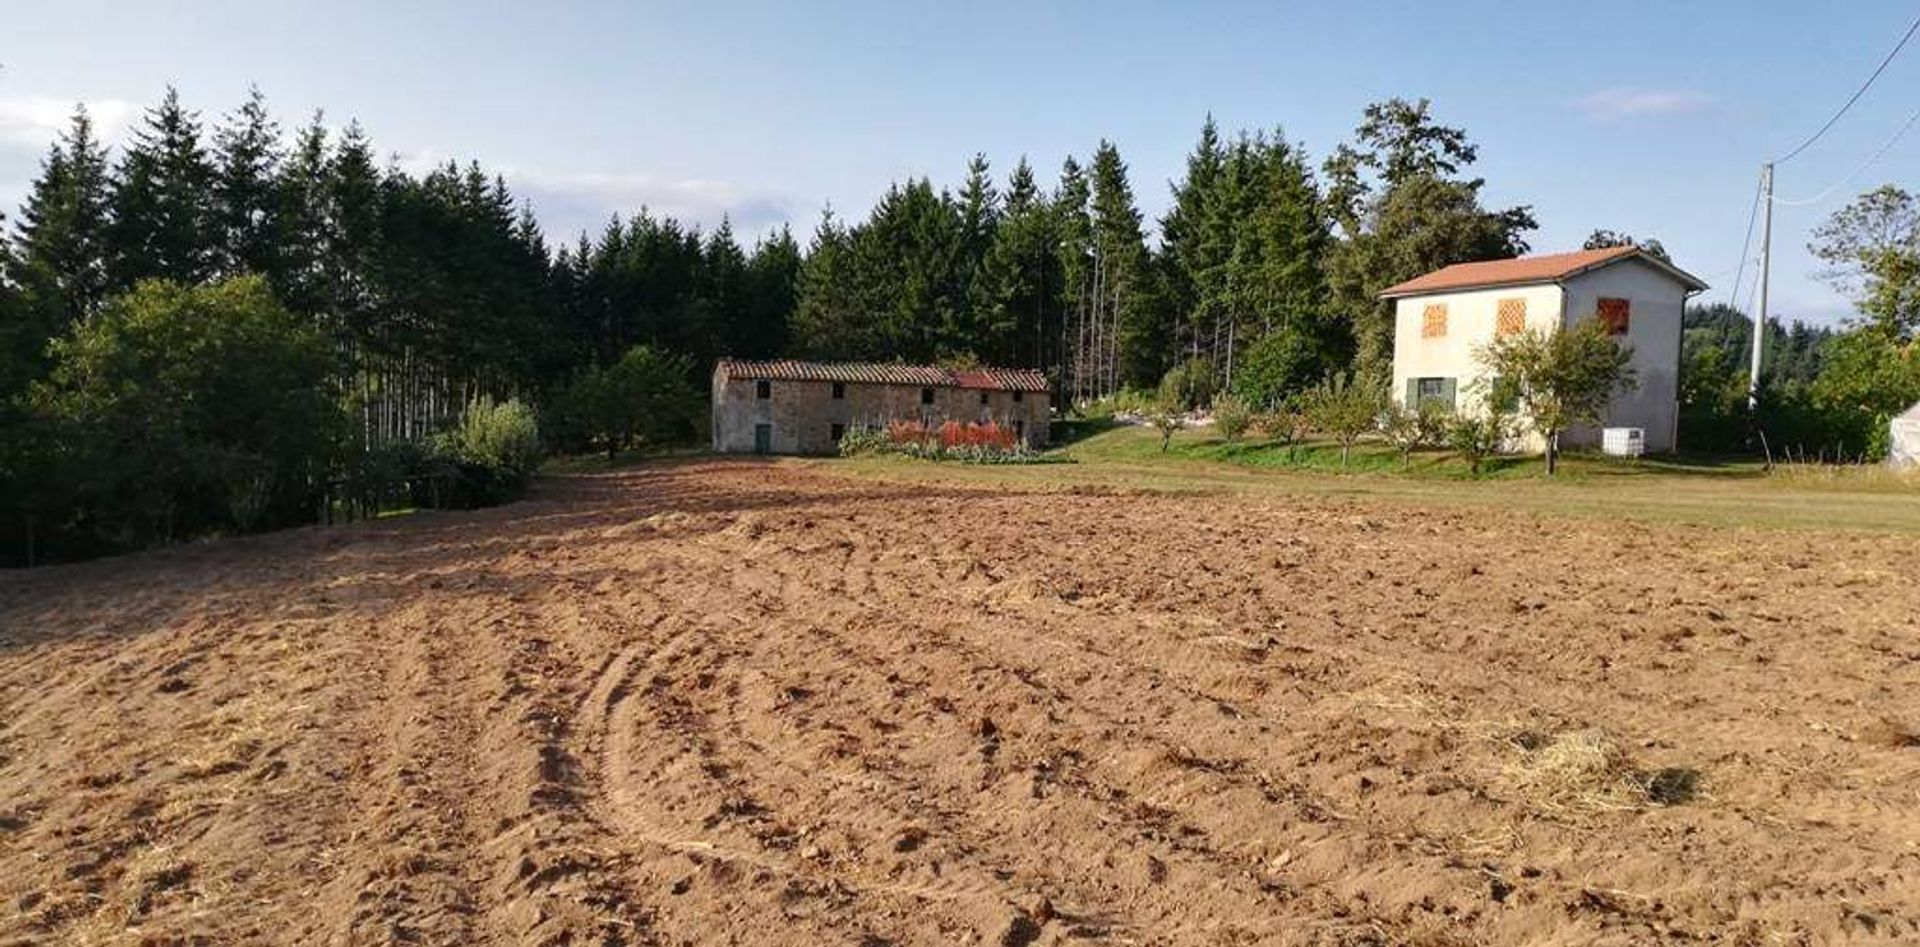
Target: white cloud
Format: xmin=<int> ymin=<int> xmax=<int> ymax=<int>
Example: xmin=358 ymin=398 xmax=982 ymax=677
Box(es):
xmin=504 ymin=168 xmax=796 ymax=239
xmin=1574 ymin=88 xmax=1715 ymax=121
xmin=382 ymin=151 xmax=798 ymax=240
xmin=0 ymin=96 xmax=139 ymax=149
xmin=0 ymin=96 xmax=141 ymax=215
xmin=0 ymin=97 xmax=797 ymax=245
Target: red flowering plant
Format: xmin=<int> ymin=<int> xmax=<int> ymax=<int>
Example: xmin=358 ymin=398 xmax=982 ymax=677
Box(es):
xmin=867 ymin=417 xmax=1031 ymax=461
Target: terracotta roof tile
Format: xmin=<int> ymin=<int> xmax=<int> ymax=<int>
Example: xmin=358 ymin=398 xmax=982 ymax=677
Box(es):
xmin=715 ymin=359 xmax=1049 ymax=392
xmin=1378 ymin=246 xmax=1706 ymax=298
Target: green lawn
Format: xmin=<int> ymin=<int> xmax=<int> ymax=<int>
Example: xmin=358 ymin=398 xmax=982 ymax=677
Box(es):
xmin=807 ymin=422 xmax=1920 ymax=535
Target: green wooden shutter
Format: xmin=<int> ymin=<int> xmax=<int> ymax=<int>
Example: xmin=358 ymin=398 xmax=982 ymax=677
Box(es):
xmin=1441 ymin=377 xmax=1457 ymax=410
xmin=1405 ymin=378 xmax=1419 ymax=407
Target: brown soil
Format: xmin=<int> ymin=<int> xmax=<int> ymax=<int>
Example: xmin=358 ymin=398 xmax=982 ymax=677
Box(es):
xmin=2 ymin=458 xmax=1917 ymax=946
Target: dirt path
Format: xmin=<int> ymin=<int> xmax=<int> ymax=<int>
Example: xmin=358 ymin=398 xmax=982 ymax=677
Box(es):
xmin=2 ymin=458 xmax=1916 ymax=945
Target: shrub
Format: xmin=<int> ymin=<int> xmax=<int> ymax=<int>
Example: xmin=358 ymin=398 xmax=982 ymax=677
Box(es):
xmin=1256 ymin=403 xmax=1309 ymax=445
xmin=836 ymin=427 xmax=889 ymax=457
xmin=1158 ymin=357 xmax=1214 ymax=410
xmin=427 ymin=395 xmax=542 ymax=507
xmin=30 ymin=276 xmax=343 ymax=549
xmin=1145 ymin=400 xmax=1185 ymax=452
xmin=1446 ymin=410 xmax=1513 ymax=476
xmin=1234 ymin=329 xmax=1323 ymax=410
xmin=556 ymin=346 xmax=700 ymax=460
xmin=1298 ymin=372 xmax=1385 ymax=467
xmin=1478 ymin=321 xmax=1637 ymax=475
xmin=1212 ymin=392 xmax=1253 ymax=442
xmin=1379 ymin=400 xmax=1452 ymax=468
xmin=451 ymin=396 xmax=541 ymax=479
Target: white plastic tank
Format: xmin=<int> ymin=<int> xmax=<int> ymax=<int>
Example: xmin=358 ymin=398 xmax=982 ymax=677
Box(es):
xmin=1602 ymin=427 xmax=1645 ymax=458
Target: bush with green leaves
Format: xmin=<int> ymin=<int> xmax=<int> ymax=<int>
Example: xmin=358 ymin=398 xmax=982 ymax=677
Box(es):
xmin=836 ymin=427 xmax=890 ymax=457
xmin=1379 ymin=399 xmax=1452 ymax=468
xmin=557 ymin=346 xmax=701 ymax=460
xmin=1297 ymin=372 xmax=1385 ymax=467
xmin=1158 ymin=357 xmax=1215 ymax=410
xmin=1445 ymin=409 xmax=1514 ymax=476
xmin=449 ymin=395 xmax=541 ymax=478
xmin=1804 ymin=329 xmax=1920 ymax=461
xmin=1478 ymin=321 xmax=1636 ymax=475
xmin=1233 ymin=328 xmax=1323 ymax=410
xmin=1212 ymin=392 xmax=1254 ymax=442
xmin=1256 ymin=402 xmax=1309 ymax=445
xmin=428 ymin=396 xmax=541 ymax=507
xmin=1146 ymin=397 xmax=1185 ymax=452
xmin=27 ymin=276 xmax=343 ymax=551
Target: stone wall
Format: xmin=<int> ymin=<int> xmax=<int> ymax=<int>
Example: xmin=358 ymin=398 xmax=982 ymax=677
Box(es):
xmin=712 ymin=375 xmax=1051 ymax=455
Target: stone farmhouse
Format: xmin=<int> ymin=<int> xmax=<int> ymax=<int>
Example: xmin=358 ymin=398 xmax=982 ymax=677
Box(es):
xmin=711 ymin=359 xmax=1050 ymax=455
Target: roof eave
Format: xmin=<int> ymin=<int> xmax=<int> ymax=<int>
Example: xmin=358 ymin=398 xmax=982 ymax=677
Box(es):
xmin=1377 ymin=249 xmax=1710 ymax=300
xmin=1378 ymin=276 xmax=1556 ymax=300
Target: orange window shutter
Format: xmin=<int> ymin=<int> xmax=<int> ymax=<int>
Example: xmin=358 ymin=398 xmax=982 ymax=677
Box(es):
xmin=1422 ymin=303 xmax=1448 ymax=338
xmin=1597 ymin=298 xmax=1630 ymax=335
xmin=1496 ymin=298 xmax=1526 ymax=337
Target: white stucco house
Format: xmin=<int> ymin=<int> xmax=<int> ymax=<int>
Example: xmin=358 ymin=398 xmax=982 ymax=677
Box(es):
xmin=1380 ymin=245 xmax=1708 ymax=452
xmin=1890 ymin=401 xmax=1920 ymax=470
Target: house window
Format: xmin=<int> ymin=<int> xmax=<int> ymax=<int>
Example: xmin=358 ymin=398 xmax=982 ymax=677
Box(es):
xmin=1012 ymin=390 xmax=1024 ymax=403
xmin=1496 ymin=298 xmax=1527 ymax=337
xmin=831 ymin=381 xmax=846 ymax=400
xmin=979 ymin=391 xmax=990 ymax=405
xmin=1422 ymin=303 xmax=1448 ymax=338
xmin=755 ymin=379 xmax=771 ymax=399
xmin=1409 ymin=376 xmax=1456 ymax=410
xmin=920 ymin=387 xmax=935 ymax=405
xmin=1597 ymin=297 xmax=1631 ymax=335
xmin=1489 ymin=375 xmax=1520 ymax=412
xmin=830 ymin=422 xmax=846 ymax=442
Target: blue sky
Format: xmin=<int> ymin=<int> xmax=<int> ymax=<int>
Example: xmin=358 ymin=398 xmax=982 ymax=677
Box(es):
xmin=4 ymin=0 xmax=1917 ymax=325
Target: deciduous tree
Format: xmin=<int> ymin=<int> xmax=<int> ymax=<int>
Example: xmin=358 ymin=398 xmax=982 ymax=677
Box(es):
xmin=1477 ymin=320 xmax=1636 ymax=475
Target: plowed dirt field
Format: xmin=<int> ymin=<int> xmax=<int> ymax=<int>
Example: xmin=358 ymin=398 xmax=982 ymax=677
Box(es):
xmin=2 ymin=459 xmax=1916 ymax=945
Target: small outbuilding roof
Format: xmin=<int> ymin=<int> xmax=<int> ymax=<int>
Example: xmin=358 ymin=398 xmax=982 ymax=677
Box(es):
xmin=1378 ymin=246 xmax=1708 ymax=299
xmin=715 ymin=358 xmax=1049 ymax=392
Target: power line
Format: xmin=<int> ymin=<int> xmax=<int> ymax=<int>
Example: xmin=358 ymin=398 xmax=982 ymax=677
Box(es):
xmin=1773 ymin=100 xmax=1920 ymax=205
xmin=1773 ymin=12 xmax=1920 ymax=164
xmin=1727 ymin=168 xmax=1764 ymax=307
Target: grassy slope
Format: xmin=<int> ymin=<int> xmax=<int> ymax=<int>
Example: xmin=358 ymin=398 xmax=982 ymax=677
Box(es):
xmin=807 ymin=422 xmax=1920 ymax=535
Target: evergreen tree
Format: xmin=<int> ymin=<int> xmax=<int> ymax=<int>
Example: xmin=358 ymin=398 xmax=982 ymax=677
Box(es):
xmin=1161 ymin=116 xmax=1226 ymax=364
xmin=793 ymin=179 xmax=967 ymax=362
xmin=954 ymin=153 xmax=1000 ymax=347
xmin=107 ymin=86 xmax=216 ymax=289
xmin=1088 ymin=140 xmax=1166 ymax=391
xmin=742 ymin=226 xmax=801 ymax=359
xmin=1232 ymin=131 xmax=1334 ymax=385
xmin=326 ymin=120 xmax=383 ymax=335
xmin=11 ymin=105 xmax=112 ymax=323
xmin=791 ymin=209 xmax=860 ymax=358
xmin=973 ymin=157 xmax=1060 ymax=368
xmin=702 ymin=217 xmax=749 ymax=360
xmin=1052 ymin=156 xmax=1094 ymax=399
xmin=275 ymin=114 xmax=334 ymax=317
xmin=211 ymin=86 xmax=284 ymax=280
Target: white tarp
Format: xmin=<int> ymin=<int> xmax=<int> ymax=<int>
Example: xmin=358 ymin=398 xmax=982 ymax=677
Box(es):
xmin=1891 ymin=401 xmax=1920 ymax=469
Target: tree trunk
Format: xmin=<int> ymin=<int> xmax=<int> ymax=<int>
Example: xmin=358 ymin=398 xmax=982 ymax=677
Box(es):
xmin=1545 ymin=431 xmax=1559 ymax=476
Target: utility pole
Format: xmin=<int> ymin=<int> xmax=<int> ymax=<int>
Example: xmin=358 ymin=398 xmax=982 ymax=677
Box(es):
xmin=1749 ymin=162 xmax=1773 ymax=409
